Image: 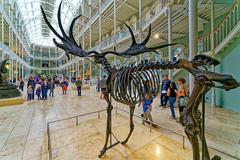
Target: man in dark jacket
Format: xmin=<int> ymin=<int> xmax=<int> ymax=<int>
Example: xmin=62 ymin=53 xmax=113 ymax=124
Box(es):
xmin=159 ymin=74 xmax=171 ymax=108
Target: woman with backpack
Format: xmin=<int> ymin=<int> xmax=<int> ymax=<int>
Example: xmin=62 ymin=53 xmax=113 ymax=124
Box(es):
xmin=176 ymin=78 xmax=188 ymax=123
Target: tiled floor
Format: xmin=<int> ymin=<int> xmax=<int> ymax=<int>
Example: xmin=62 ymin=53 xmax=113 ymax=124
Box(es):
xmin=0 ymin=85 xmax=239 ymax=160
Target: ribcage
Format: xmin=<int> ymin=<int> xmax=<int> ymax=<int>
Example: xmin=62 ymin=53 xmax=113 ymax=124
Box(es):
xmin=109 ymin=64 xmax=162 ymax=106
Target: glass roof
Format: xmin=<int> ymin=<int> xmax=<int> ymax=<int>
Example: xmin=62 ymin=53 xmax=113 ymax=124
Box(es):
xmin=17 ymin=0 xmax=82 ymax=47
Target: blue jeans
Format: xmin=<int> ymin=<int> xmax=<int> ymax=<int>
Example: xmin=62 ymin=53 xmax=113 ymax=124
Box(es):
xmin=160 ymin=93 xmax=168 ymax=107
xmin=169 ymin=97 xmax=176 ymax=118
xmin=77 ymin=86 xmax=81 ymax=96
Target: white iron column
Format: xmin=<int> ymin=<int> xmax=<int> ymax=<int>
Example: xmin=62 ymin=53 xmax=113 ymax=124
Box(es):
xmin=11 ymin=59 xmax=13 ymax=82
xmin=168 ymin=1 xmax=173 ymax=80
xmin=138 ymin=0 xmax=142 ymax=62
xmin=22 ymin=47 xmax=24 ymax=78
xmin=89 ymin=0 xmax=92 ymax=79
xmin=40 ymin=46 xmax=42 ymax=71
xmin=113 ymin=0 xmax=117 ymax=65
xmin=188 ymin=0 xmax=198 ymax=93
xmin=1 ymin=52 xmax=4 ymax=60
xmin=66 ymin=66 xmax=68 ymax=78
xmin=49 ymin=47 xmax=50 ymax=75
xmin=77 ymin=61 xmax=80 ymax=78
xmin=99 ymin=0 xmax=102 ymax=78
xmin=33 ymin=45 xmax=35 ymax=70
xmin=2 ymin=15 xmax=4 ymax=42
xmin=82 ymin=35 xmax=85 ymax=78
xmin=16 ymin=37 xmax=18 ymax=56
xmin=211 ymin=0 xmax=216 ymax=107
xmin=16 ymin=61 xmax=18 ymax=80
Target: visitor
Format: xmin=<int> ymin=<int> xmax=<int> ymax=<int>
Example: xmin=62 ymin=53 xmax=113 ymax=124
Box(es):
xmin=16 ymin=79 xmax=20 ymax=88
xmin=100 ymin=75 xmax=107 ymax=99
xmin=167 ymin=82 xmax=178 ymax=119
xmin=159 ymin=74 xmax=171 ymax=109
xmin=27 ymin=85 xmax=33 ymax=101
xmin=41 ymin=80 xmax=48 ymax=100
xmin=139 ymin=93 xmax=156 ymax=126
xmin=19 ymin=78 xmax=24 ymax=91
xmin=175 ymin=78 xmax=188 ymax=123
xmin=27 ymin=76 xmax=36 ymax=100
xmin=97 ymin=77 xmax=100 ymax=92
xmin=35 ymin=82 xmax=41 ymax=100
xmin=75 ymin=77 xmax=82 ymax=96
xmin=61 ymin=78 xmax=68 ymax=95
xmin=55 ymin=76 xmax=60 ymax=87
xmin=49 ymin=79 xmax=55 ymax=97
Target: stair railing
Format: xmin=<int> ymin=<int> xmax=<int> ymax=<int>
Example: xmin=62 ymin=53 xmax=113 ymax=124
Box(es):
xmin=198 ymin=0 xmax=240 ymax=53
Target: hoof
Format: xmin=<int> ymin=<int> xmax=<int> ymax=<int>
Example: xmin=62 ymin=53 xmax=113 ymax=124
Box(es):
xmin=121 ymin=141 xmax=127 ymax=145
xmin=98 ymin=150 xmax=105 ymax=158
xmin=211 ymin=155 xmax=221 ymax=160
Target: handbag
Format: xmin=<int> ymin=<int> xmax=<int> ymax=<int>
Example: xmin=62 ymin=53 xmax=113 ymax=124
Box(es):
xmin=179 ymin=96 xmax=187 ymax=106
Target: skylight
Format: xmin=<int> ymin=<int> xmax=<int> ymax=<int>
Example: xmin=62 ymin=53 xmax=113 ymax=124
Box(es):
xmin=17 ymin=0 xmax=82 ymax=46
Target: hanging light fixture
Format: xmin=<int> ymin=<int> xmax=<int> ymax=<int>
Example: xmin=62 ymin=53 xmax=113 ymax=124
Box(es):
xmin=154 ymin=33 xmax=160 ymax=39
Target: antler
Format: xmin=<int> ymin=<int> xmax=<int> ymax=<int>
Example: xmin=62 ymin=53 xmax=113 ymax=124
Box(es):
xmin=102 ymin=24 xmax=176 ymax=57
xmin=41 ymin=2 xmax=98 ymax=59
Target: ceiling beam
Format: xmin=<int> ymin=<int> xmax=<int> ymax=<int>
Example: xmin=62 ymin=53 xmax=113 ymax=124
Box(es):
xmin=105 ymin=16 xmax=123 ymax=24
xmin=199 ymin=4 xmax=233 ymax=8
xmin=122 ymin=1 xmax=138 ymax=12
xmin=198 ymin=16 xmax=209 ymax=23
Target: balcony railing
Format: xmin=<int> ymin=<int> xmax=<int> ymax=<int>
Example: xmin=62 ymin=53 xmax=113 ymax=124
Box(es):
xmin=97 ymin=0 xmax=168 ymax=49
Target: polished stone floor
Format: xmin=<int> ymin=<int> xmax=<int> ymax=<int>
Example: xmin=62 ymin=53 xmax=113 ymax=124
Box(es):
xmin=0 ymin=85 xmax=239 ymax=160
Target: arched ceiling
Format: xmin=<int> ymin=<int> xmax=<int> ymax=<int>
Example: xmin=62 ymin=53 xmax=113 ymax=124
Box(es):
xmin=17 ymin=0 xmax=82 ymax=46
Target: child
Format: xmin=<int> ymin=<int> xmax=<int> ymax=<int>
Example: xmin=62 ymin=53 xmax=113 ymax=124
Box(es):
xmin=140 ymin=93 xmax=155 ymax=126
xmin=36 ymin=84 xmax=41 ymax=100
xmin=61 ymin=79 xmax=68 ymax=95
xmin=27 ymin=85 xmax=33 ymax=101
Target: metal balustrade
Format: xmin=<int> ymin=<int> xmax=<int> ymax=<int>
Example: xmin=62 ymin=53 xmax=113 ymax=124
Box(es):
xmin=198 ymin=0 xmax=240 ymax=53
xmin=46 ymin=107 xmax=186 ymax=160
xmin=46 ymin=106 xmax=240 ymax=160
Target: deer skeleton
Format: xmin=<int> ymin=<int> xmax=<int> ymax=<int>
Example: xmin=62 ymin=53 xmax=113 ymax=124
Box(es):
xmin=42 ymin=3 xmax=239 ymax=160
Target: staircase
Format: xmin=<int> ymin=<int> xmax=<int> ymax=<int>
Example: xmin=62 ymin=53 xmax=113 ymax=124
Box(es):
xmin=198 ymin=0 xmax=240 ymax=55
xmin=173 ymin=1 xmax=240 ymax=80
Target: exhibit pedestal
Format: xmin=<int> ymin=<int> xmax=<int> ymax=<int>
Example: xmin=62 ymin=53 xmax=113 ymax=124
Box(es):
xmin=0 ymin=95 xmax=25 ymax=107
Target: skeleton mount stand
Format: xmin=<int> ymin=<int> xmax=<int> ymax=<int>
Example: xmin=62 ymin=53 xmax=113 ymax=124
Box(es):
xmin=98 ymin=91 xmax=120 ymax=158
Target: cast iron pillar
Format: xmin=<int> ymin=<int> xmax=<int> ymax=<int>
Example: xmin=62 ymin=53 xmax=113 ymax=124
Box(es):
xmin=211 ymin=0 xmax=216 ymax=108
xmin=167 ymin=1 xmax=173 ymax=80
xmin=188 ymin=0 xmax=198 ymax=94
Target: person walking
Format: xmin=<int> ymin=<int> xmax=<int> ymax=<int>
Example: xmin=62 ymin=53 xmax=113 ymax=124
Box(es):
xmin=41 ymin=80 xmax=48 ymax=100
xmin=27 ymin=76 xmax=36 ymax=100
xmin=75 ymin=77 xmax=82 ymax=96
xmin=27 ymin=85 xmax=33 ymax=101
xmin=19 ymin=78 xmax=24 ymax=91
xmin=97 ymin=77 xmax=100 ymax=92
xmin=36 ymin=82 xmax=41 ymax=100
xmin=159 ymin=74 xmax=171 ymax=109
xmin=176 ymin=78 xmax=188 ymax=123
xmin=49 ymin=79 xmax=55 ymax=97
xmin=100 ymin=75 xmax=107 ymax=99
xmin=61 ymin=78 xmax=68 ymax=95
xmin=167 ymin=82 xmax=178 ymax=119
